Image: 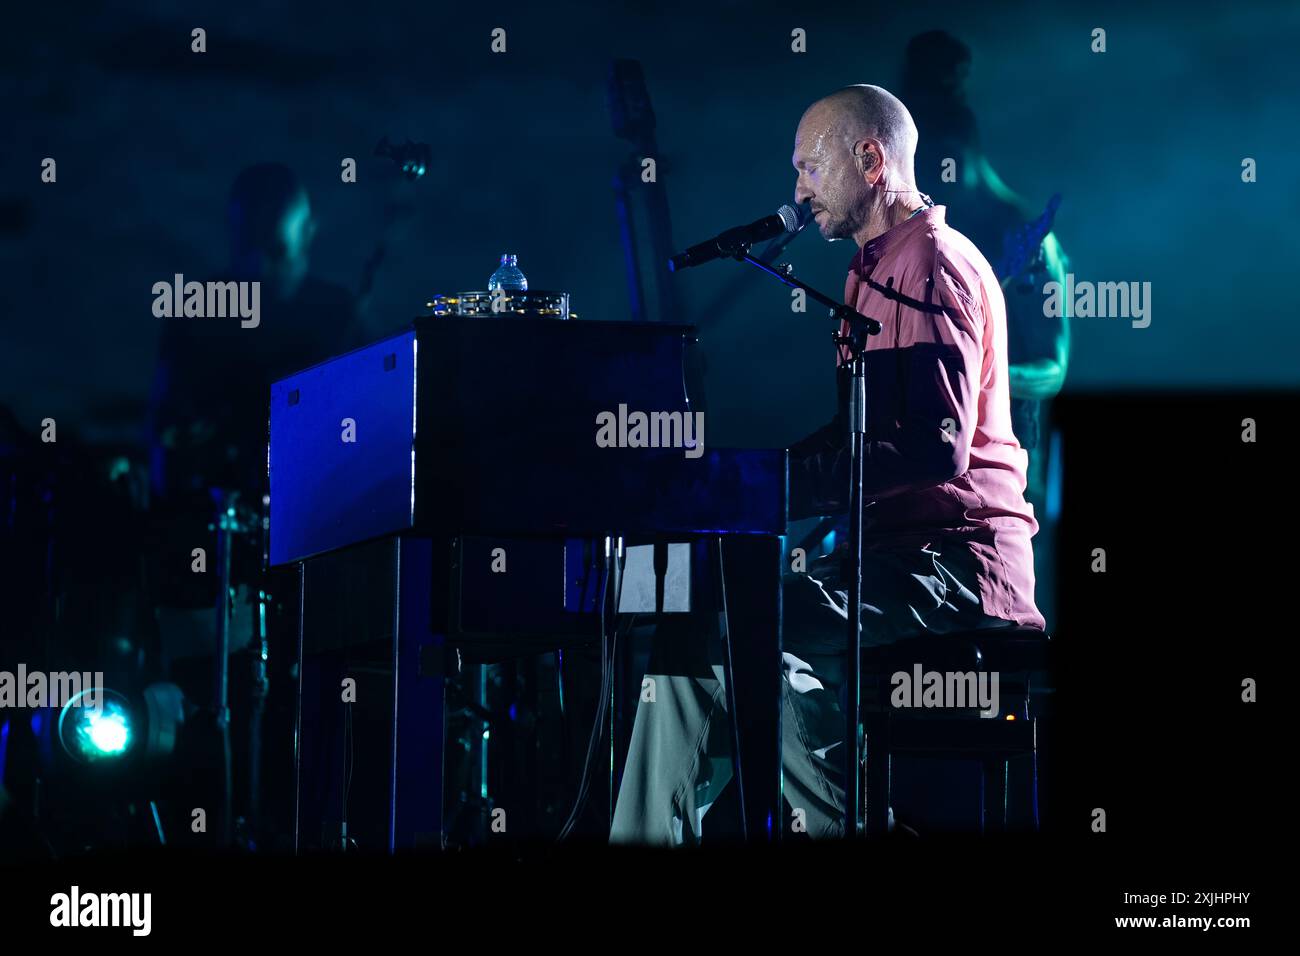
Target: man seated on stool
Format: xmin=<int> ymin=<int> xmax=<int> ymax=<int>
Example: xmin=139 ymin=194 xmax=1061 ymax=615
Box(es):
xmin=610 ymin=84 xmax=1044 ymax=844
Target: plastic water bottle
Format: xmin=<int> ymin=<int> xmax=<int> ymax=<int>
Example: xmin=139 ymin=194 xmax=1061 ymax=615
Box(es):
xmin=488 ymin=254 xmax=528 ymax=291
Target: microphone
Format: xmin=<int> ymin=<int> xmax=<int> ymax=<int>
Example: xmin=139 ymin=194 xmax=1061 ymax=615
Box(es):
xmin=669 ymin=203 xmax=811 ymax=271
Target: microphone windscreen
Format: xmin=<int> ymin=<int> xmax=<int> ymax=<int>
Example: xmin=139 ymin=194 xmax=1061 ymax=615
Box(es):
xmin=778 ymin=202 xmax=812 ymax=233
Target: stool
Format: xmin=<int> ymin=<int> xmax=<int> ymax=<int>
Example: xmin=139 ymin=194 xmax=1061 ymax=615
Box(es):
xmin=859 ymin=626 xmax=1052 ymax=836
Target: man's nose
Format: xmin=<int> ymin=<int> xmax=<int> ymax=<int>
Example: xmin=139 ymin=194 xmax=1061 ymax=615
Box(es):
xmin=794 ymin=183 xmax=814 ymax=205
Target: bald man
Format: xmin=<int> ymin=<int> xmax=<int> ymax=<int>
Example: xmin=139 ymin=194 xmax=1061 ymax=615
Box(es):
xmin=611 ymin=85 xmax=1043 ymax=843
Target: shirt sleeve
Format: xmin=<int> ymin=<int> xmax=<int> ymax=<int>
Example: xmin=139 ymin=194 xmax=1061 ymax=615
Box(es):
xmin=789 ymin=261 xmax=986 ymax=517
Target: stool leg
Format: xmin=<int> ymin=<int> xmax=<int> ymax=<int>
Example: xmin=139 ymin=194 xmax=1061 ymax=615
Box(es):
xmin=981 ymin=757 xmax=1008 ymax=833
xmin=863 ymin=715 xmax=889 ymax=837
xmin=1030 ymin=716 xmax=1041 ymax=831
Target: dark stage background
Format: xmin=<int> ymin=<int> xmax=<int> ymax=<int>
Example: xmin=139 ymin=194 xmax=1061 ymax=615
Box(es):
xmin=3 ymin=0 xmax=1298 ymax=445
xmin=1 ymin=0 xmax=1290 ymax=938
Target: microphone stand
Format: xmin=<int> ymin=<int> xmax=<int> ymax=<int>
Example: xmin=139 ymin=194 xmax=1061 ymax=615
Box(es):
xmin=722 ymin=241 xmax=881 ymax=839
xmin=211 ymin=490 xmax=238 ymax=850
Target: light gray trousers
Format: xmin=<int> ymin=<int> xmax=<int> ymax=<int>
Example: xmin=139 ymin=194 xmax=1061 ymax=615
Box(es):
xmin=609 ymin=540 xmax=1014 ymax=844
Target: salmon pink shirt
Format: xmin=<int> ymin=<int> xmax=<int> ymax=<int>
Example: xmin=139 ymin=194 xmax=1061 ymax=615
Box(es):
xmin=789 ymin=205 xmax=1045 ymax=630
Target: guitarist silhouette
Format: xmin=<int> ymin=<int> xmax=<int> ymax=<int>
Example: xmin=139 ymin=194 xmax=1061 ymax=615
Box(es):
xmin=901 ymin=30 xmax=1071 ymax=629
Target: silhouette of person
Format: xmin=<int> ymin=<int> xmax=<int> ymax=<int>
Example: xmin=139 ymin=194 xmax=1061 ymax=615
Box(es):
xmin=148 ymin=162 xmax=366 ymax=503
xmin=145 ymin=163 xmax=367 ymax=849
xmin=902 ymin=30 xmax=1070 ymax=628
xmin=902 ymin=30 xmax=1070 ymax=505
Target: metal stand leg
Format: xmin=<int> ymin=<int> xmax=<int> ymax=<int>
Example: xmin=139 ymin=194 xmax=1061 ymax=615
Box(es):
xmin=293 ymin=561 xmax=306 ymax=855
xmin=715 ymin=536 xmax=747 ymax=839
xmin=718 ymin=535 xmax=783 ymax=841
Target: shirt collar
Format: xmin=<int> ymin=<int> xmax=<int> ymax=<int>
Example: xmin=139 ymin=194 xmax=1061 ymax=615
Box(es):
xmin=849 ymin=204 xmax=945 ymax=276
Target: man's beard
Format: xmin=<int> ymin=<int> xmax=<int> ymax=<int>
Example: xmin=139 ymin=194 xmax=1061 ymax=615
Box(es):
xmin=821 ymin=209 xmax=859 ymax=241
xmin=824 ymin=190 xmax=885 ymax=242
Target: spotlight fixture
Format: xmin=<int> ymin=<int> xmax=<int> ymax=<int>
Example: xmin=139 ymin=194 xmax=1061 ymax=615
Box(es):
xmin=58 ymin=689 xmax=133 ymax=763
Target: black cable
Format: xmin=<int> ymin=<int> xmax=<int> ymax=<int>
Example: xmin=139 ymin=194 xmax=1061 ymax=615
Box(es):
xmin=555 ymin=552 xmax=612 ymax=841
xmin=557 ymin=537 xmax=629 ymax=841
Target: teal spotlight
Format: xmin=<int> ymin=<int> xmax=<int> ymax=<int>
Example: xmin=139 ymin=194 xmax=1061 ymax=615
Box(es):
xmin=58 ymin=689 xmax=133 ymax=763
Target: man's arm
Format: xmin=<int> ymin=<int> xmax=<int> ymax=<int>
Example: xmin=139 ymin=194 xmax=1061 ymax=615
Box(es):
xmin=790 ymin=264 xmax=985 ymax=518
xmin=788 ymin=368 xmax=849 ymax=519
xmin=1007 ymin=231 xmax=1070 ymax=400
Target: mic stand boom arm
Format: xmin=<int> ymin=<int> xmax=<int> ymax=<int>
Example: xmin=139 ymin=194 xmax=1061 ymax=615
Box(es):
xmin=729 ymin=243 xmax=879 ymax=839
xmin=732 ymin=249 xmax=881 ymax=338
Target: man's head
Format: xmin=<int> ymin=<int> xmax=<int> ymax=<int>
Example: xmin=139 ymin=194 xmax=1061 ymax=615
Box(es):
xmin=901 ymin=31 xmax=979 ymax=164
xmin=901 ymin=30 xmax=971 ymax=105
xmin=228 ymin=163 xmax=315 ymax=300
xmin=793 ymin=84 xmax=920 ymax=242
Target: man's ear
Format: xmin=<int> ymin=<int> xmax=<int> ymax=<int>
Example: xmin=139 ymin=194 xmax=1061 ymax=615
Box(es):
xmin=856 ymin=141 xmax=881 ymax=181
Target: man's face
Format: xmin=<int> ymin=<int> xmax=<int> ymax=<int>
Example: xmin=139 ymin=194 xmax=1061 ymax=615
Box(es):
xmin=792 ymin=109 xmax=871 ymax=241
xmin=259 ymin=196 xmax=314 ymax=299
